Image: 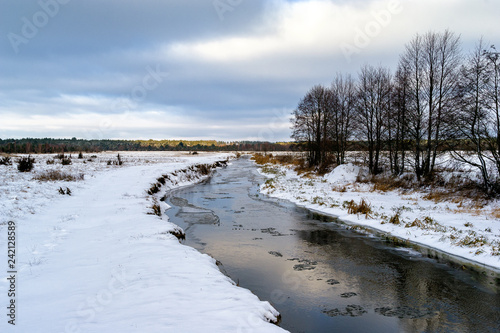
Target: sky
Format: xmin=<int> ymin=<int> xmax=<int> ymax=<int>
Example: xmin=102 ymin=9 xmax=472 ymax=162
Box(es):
xmin=1 ymin=0 xmax=499 ymax=142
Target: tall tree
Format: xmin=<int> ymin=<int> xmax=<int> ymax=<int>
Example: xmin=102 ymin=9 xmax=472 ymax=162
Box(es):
xmin=400 ymin=31 xmax=461 ymax=180
xmin=356 ymin=65 xmax=392 ymax=175
xmin=390 ymin=63 xmax=411 ymax=175
xmin=330 ymin=73 xmax=356 ymax=165
xmin=452 ymin=39 xmax=494 ymax=191
xmin=291 ymin=85 xmax=331 ymax=166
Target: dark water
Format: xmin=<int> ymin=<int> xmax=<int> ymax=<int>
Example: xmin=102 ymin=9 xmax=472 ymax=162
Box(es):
xmin=165 ymin=157 xmax=500 ymax=333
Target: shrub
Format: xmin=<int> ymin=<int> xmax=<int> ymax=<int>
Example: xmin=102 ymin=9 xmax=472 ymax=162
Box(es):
xmin=61 ymin=157 xmax=72 ymax=165
xmin=0 ymin=156 xmax=12 ymax=165
xmin=46 ymin=159 xmax=55 ymax=165
xmin=17 ymin=156 xmax=35 ymax=172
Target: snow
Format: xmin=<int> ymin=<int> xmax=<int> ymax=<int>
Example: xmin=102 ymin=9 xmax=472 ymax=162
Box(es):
xmin=323 ymin=163 xmax=361 ymax=184
xmin=257 ymin=161 xmax=500 ymax=271
xmin=0 ymin=152 xmax=286 ymax=333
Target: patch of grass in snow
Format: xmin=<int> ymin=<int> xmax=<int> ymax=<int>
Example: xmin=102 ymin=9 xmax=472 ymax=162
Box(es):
xmin=332 ymin=185 xmax=347 ymax=193
xmin=489 ymin=208 xmax=500 ymax=219
xmin=312 ymin=196 xmax=326 ymax=206
xmin=261 ymin=165 xmax=283 ymax=176
xmin=159 ymin=229 xmax=186 ymax=241
xmin=370 ymin=174 xmax=415 ymax=193
xmin=252 ymin=153 xmax=313 ymax=175
xmin=344 ymin=199 xmax=372 ymax=218
xmin=35 ymin=170 xmax=83 ymax=182
xmin=263 ymin=178 xmax=276 ymax=190
xmin=387 ymin=211 xmax=402 ymax=225
xmin=0 ymin=156 xmax=12 ymax=165
xmin=405 ymin=216 xmax=447 ymax=232
xmin=149 ymin=198 xmax=162 ymax=216
xmin=147 ymin=183 xmax=161 ymax=195
xmin=454 ymin=231 xmax=488 ymax=248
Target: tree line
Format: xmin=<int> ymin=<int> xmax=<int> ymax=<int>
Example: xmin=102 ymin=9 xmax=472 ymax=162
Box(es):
xmin=291 ymin=30 xmax=500 ymax=193
xmin=0 ymin=138 xmax=297 ymax=154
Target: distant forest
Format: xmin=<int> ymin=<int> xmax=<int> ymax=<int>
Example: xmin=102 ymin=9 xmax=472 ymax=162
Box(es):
xmin=0 ymin=138 xmax=298 ymax=154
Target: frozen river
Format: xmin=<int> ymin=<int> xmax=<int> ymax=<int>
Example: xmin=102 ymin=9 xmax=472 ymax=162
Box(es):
xmin=165 ymin=157 xmax=500 ymax=333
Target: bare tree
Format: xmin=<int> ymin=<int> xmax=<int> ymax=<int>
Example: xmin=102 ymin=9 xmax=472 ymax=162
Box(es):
xmin=390 ymin=63 xmax=411 ymax=175
xmin=355 ymin=65 xmax=392 ymax=174
xmin=400 ymin=34 xmax=426 ymax=180
xmin=452 ymin=39 xmax=494 ymax=192
xmin=291 ymin=85 xmax=332 ymax=166
xmin=484 ymin=45 xmax=500 ymax=178
xmin=400 ymin=31 xmax=461 ymax=180
xmin=430 ymin=30 xmax=461 ymax=171
xmin=330 ymin=73 xmax=356 ymax=165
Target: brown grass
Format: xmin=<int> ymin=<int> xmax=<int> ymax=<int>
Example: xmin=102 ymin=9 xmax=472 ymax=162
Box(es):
xmin=35 ymin=170 xmax=83 ymax=182
xmin=490 ymin=208 xmax=500 ymax=219
xmin=371 ymin=174 xmax=415 ymax=193
xmin=388 ymin=212 xmax=401 ymax=225
xmin=252 ymin=153 xmax=316 ymax=177
xmin=345 ymin=199 xmax=372 ymax=218
xmin=147 ymin=183 xmax=161 ymax=195
xmin=149 ymin=198 xmax=162 ymax=216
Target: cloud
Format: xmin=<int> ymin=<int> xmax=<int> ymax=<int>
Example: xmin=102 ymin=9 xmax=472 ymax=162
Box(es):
xmin=1 ymin=0 xmax=499 ymax=140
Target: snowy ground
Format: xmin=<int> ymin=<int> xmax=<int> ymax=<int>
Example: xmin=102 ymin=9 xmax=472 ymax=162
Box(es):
xmin=0 ymin=152 xmax=285 ymax=333
xmin=256 ymin=161 xmax=500 ymax=271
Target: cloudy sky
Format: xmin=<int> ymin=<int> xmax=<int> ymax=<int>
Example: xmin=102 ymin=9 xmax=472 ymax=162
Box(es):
xmin=1 ymin=0 xmax=499 ymax=141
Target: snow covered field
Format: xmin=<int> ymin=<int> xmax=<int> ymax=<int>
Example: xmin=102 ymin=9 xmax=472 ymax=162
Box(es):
xmin=0 ymin=152 xmax=285 ymax=333
xmin=257 ymin=161 xmax=500 ymax=271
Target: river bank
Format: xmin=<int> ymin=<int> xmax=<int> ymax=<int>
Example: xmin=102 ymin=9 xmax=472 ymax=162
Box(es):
xmin=0 ymin=152 xmax=285 ymax=333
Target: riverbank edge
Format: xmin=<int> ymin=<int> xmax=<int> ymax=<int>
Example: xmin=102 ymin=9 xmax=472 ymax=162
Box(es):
xmin=281 ymin=199 xmax=500 ymax=291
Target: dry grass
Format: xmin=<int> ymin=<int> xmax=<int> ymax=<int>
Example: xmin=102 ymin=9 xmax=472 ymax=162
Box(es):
xmin=196 ymin=164 xmax=211 ymax=175
xmin=404 ymin=216 xmax=446 ymax=232
xmin=344 ymin=199 xmax=372 ymax=218
xmin=147 ymin=183 xmax=161 ymax=195
xmin=35 ymin=170 xmax=83 ymax=182
xmin=148 ymin=198 xmax=162 ymax=216
xmin=388 ymin=212 xmax=401 ymax=225
xmin=0 ymin=156 xmax=12 ymax=165
xmin=332 ymin=185 xmax=347 ymax=193
xmin=370 ymin=174 xmax=415 ymax=193
xmin=252 ymin=153 xmax=315 ymax=177
xmin=490 ymin=208 xmax=500 ymax=219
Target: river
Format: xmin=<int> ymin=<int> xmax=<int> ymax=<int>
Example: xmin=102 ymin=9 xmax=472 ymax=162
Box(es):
xmin=165 ymin=157 xmax=500 ymax=333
